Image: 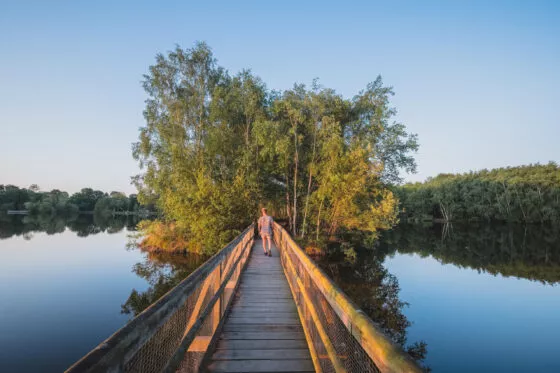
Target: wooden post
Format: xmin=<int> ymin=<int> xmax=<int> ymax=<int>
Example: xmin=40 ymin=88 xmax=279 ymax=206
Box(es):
xmin=212 ymin=263 xmax=221 ymax=332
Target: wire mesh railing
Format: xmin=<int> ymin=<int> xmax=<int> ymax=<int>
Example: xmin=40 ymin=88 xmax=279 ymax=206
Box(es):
xmin=273 ymin=222 xmax=422 ymax=373
xmin=65 ymin=224 xmax=254 ymax=373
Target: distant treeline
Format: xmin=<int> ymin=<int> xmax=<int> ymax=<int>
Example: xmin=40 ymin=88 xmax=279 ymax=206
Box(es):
xmin=396 ymin=163 xmax=560 ymax=223
xmin=0 ymin=185 xmax=155 ymax=217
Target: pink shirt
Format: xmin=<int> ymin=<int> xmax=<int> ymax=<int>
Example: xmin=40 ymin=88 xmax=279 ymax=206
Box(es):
xmin=258 ymin=215 xmax=273 ymax=234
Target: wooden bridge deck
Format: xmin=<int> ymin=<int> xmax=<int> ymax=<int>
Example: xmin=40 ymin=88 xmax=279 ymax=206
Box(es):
xmin=204 ymin=239 xmax=314 ymax=373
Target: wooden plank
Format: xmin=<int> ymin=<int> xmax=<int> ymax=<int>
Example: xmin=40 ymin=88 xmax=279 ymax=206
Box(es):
xmin=206 ymin=359 xmax=315 ymax=373
xmin=239 ymin=288 xmax=291 ymax=293
xmin=236 ymin=295 xmax=292 ymax=299
xmin=227 ymin=314 xmax=299 ymax=321
xmin=227 ymin=318 xmax=300 ymax=325
xmin=236 ymin=294 xmax=294 ymax=299
xmin=234 ymin=297 xmax=292 ymax=302
xmin=243 ymin=271 xmax=285 ymax=274
xmin=241 ymin=277 xmax=287 ymax=280
xmin=228 ymin=309 xmax=297 ymax=315
xmin=229 ymin=306 xmax=297 ymax=312
xmin=216 ymin=340 xmax=309 ymax=350
xmin=230 ymin=309 xmax=297 ymax=315
xmin=243 ymin=270 xmax=282 ymax=274
xmin=223 ymin=324 xmax=304 ymax=333
xmin=230 ymin=310 xmax=297 ymax=315
xmin=221 ymin=332 xmax=306 ymax=340
xmin=212 ymin=349 xmax=311 ymax=360
xmin=244 ymin=264 xmax=283 ymax=267
xmin=237 ymin=293 xmax=293 ymax=298
xmin=234 ymin=300 xmax=294 ymax=305
xmin=239 ymin=288 xmax=290 ymax=292
xmin=231 ymin=304 xmax=296 ymax=311
xmin=233 ymin=301 xmax=295 ymax=306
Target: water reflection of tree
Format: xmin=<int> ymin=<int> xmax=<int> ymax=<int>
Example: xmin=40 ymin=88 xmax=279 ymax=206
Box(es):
xmin=0 ymin=213 xmax=69 ymax=238
xmin=317 ymin=247 xmax=429 ymax=368
xmin=380 ymin=223 xmax=560 ymax=284
xmin=0 ymin=214 xmax=140 ymax=239
xmin=121 ymin=252 xmax=207 ymax=317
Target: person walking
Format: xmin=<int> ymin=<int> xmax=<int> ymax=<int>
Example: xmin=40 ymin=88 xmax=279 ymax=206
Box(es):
xmin=258 ymin=207 xmax=273 ymax=256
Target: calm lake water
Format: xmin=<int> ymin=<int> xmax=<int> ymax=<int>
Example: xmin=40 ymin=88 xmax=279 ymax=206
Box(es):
xmin=0 ymin=215 xmax=559 ymax=372
xmin=319 ymin=223 xmax=560 ymax=372
xmin=0 ymin=215 xmax=205 ymax=373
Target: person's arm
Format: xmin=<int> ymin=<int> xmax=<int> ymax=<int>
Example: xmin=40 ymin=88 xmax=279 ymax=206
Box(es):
xmin=258 ymin=217 xmax=261 ymax=232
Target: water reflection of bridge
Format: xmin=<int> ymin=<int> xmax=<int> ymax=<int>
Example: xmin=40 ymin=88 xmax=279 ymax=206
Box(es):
xmin=66 ymin=223 xmax=421 ymax=373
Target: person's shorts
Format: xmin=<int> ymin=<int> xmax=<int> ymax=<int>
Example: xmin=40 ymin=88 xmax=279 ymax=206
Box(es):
xmin=260 ymin=231 xmax=271 ymax=239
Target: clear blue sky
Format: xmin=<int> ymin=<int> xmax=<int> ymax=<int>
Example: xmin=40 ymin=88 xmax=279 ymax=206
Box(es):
xmin=1 ymin=0 xmax=558 ymax=194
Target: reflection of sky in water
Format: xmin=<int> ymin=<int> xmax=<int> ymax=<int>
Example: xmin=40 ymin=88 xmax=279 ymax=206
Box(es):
xmin=385 ymin=253 xmax=560 ymax=373
xmin=0 ymin=229 xmax=148 ymax=373
xmin=2 ymin=223 xmax=559 ymax=373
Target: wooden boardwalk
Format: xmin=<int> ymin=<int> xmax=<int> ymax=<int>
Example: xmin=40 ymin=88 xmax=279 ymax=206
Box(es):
xmin=66 ymin=224 xmax=422 ymax=373
xmin=204 ymin=239 xmax=314 ymax=373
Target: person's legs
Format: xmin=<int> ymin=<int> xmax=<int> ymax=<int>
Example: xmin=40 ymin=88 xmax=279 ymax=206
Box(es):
xmin=266 ymin=235 xmax=272 ymax=255
xmin=261 ymin=233 xmax=268 ymax=254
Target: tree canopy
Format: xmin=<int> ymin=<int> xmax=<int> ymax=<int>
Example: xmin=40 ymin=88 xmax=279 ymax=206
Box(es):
xmin=133 ymin=42 xmax=418 ymax=254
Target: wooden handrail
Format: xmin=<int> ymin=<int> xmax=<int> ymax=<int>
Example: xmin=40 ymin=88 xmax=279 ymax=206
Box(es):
xmin=282 ymin=254 xmax=323 ymax=373
xmin=273 ymin=222 xmax=422 ymax=373
xmin=282 ymin=243 xmax=347 ymax=373
xmin=65 ymin=224 xmax=254 ymax=373
xmin=162 ymin=232 xmax=254 ymax=372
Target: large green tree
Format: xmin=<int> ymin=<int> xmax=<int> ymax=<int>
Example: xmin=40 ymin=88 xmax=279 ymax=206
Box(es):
xmin=133 ymin=43 xmax=266 ymax=253
xmin=133 ymin=42 xmax=418 ymax=254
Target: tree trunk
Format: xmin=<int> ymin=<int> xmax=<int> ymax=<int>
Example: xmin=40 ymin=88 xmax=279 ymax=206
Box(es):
xmin=502 ymin=182 xmax=511 ymax=219
xmin=286 ymin=190 xmax=293 ymax=232
xmin=439 ymin=202 xmax=450 ymax=221
xmin=292 ymin=121 xmax=299 ymax=236
xmin=301 ymin=121 xmax=318 ymax=238
xmin=328 ymin=202 xmax=339 ymax=237
xmin=515 ymin=189 xmax=527 ymax=222
xmin=316 ymin=197 xmax=324 ymax=241
xmin=301 ymin=170 xmax=313 ymax=238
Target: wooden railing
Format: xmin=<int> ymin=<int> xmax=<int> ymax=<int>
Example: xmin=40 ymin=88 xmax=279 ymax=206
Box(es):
xmin=65 ymin=225 xmax=254 ymax=373
xmin=273 ymin=222 xmax=422 ymax=373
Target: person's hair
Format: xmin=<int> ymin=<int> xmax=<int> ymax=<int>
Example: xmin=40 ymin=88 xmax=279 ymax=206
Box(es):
xmin=261 ymin=207 xmax=267 ymax=214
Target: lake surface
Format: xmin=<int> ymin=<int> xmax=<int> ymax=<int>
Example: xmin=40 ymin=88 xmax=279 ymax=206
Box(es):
xmin=1 ymin=216 xmax=559 ymax=372
xmin=319 ymin=223 xmax=560 ymax=372
xmin=0 ymin=215 xmax=205 ymax=373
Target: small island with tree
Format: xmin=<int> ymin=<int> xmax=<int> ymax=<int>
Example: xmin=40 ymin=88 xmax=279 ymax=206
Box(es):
xmin=133 ymin=42 xmax=419 ymax=254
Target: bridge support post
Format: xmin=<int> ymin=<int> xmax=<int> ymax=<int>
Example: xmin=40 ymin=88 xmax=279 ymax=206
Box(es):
xmin=212 ymin=262 xmax=222 ymax=333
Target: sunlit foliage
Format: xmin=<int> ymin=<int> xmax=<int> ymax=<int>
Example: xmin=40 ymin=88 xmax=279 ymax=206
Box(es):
xmin=133 ymin=42 xmax=418 ymax=253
